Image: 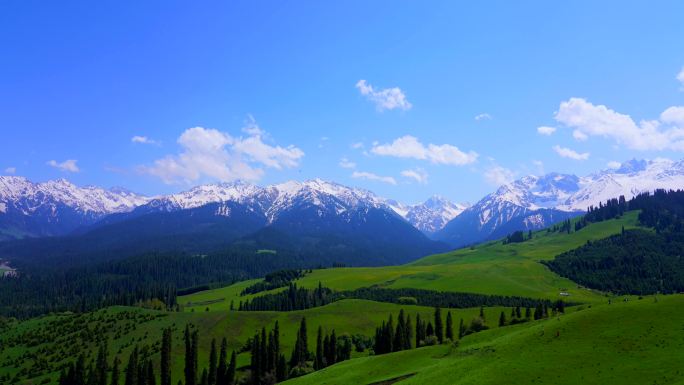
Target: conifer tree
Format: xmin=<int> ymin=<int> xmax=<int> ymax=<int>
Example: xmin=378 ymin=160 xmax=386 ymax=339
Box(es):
xmin=434 ymin=307 xmax=443 ymax=344
xmin=124 ymin=347 xmax=139 ymax=385
xmin=404 ymin=314 xmax=412 ymax=350
xmin=216 ymin=337 xmax=228 ymax=385
xmin=147 ymin=361 xmax=156 ymax=385
xmin=199 ymin=369 xmax=208 ymax=385
xmin=184 ymin=325 xmax=195 ymax=385
xmin=445 ymin=311 xmax=453 ymax=341
xmin=161 ymin=328 xmax=172 ymax=385
xmin=499 ymin=311 xmax=506 ymax=327
xmin=315 ymin=326 xmax=324 ymax=370
xmin=426 ymin=321 xmax=434 ymax=337
xmin=111 ymin=357 xmax=120 ymax=385
xmin=95 ymin=341 xmax=108 ymax=385
xmin=208 ymin=338 xmax=217 ymax=385
xmin=276 ymin=354 xmax=287 ymax=382
xmin=458 ymin=318 xmax=466 ymax=339
xmin=226 ymin=351 xmax=236 ymax=385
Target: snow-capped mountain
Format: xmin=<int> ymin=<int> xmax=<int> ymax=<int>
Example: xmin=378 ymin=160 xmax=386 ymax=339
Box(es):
xmin=436 ymin=158 xmax=684 ymax=247
xmin=557 ymin=158 xmax=684 ymax=211
xmin=0 ymin=176 xmax=149 ymax=239
xmin=392 ymin=196 xmax=468 ymax=234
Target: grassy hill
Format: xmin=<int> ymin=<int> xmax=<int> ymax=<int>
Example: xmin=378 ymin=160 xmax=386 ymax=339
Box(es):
xmin=0 ymin=210 xmax=662 ymax=384
xmin=0 ymin=300 xmax=514 ymax=384
xmin=284 ymin=295 xmax=684 ymax=385
xmin=179 ymin=212 xmax=640 ymax=312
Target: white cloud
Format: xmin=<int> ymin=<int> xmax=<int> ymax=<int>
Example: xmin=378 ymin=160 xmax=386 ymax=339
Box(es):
xmin=554 ymin=97 xmax=684 ymax=151
xmin=242 ymin=115 xmax=265 ymax=137
xmin=339 ymin=158 xmax=356 ymax=169
xmin=401 ymin=168 xmax=428 ymax=184
xmin=46 ymin=159 xmax=80 ymax=173
xmin=475 ymin=113 xmax=492 ymax=121
xmin=572 ymin=129 xmax=588 ymax=141
xmin=142 ymin=121 xmax=304 ymax=184
xmin=531 ymin=160 xmax=544 ymax=174
xmin=355 ymin=80 xmax=412 ymax=111
xmin=484 ymin=165 xmax=515 ymax=186
xmin=537 ymin=126 xmax=556 ymax=135
xmin=677 ymin=67 xmax=684 ymax=89
xmin=371 ymin=135 xmax=478 ymax=166
xmin=661 ymin=106 xmax=684 ymax=126
xmin=552 ymin=145 xmax=590 ymax=160
xmin=351 ymin=142 xmax=364 ymax=150
xmin=131 ymin=136 xmax=159 ymax=145
xmin=4 ymin=167 xmax=16 ymax=174
xmin=607 ymin=161 xmax=621 ymax=169
xmin=351 ymin=171 xmax=397 ymax=185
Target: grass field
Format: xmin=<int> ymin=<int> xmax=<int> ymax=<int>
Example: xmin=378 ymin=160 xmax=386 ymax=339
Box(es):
xmin=1 ymin=211 xmax=656 ymax=384
xmin=284 ymin=294 xmax=684 ymax=385
xmin=180 ymin=212 xmax=640 ymax=311
xmin=0 ymin=300 xmax=516 ymax=384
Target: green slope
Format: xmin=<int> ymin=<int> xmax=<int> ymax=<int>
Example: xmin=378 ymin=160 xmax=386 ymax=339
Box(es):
xmin=0 ymin=300 xmax=514 ymax=384
xmin=284 ymin=295 xmax=684 ymax=385
xmin=180 ymin=212 xmax=640 ymax=311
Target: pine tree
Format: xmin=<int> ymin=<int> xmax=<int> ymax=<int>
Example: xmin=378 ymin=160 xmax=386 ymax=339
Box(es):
xmin=95 ymin=341 xmax=108 ymax=385
xmin=191 ymin=331 xmax=199 ymax=385
xmin=199 ymin=369 xmax=208 ymax=385
xmin=208 ymin=338 xmax=217 ymax=385
xmin=479 ymin=306 xmax=485 ymax=321
xmin=498 ymin=311 xmax=506 ymax=327
xmin=217 ymin=340 xmax=228 ymax=385
xmin=434 ymin=307 xmax=443 ymax=344
xmin=458 ymin=318 xmax=465 ymax=339
xmin=184 ymin=325 xmax=194 ymax=385
xmin=124 ymin=347 xmax=139 ymax=385
xmin=426 ymin=321 xmax=434 ymax=337
xmin=226 ymin=351 xmax=236 ymax=385
xmin=111 ymin=357 xmax=120 ymax=385
xmin=404 ymin=314 xmax=412 ymax=350
xmin=161 ymin=328 xmax=172 ymax=385
xmin=290 ymin=317 xmax=309 ymax=367
xmin=525 ymin=307 xmax=531 ymax=319
xmin=445 ymin=311 xmax=453 ymax=341
xmin=276 ymin=354 xmax=287 ymax=382
xmin=146 ymin=361 xmax=156 ymax=385
xmin=393 ymin=310 xmax=406 ymax=352
xmin=315 ymin=326 xmax=324 ymax=370
xmin=415 ymin=314 xmax=424 ymax=347
xmin=515 ymin=306 xmax=522 ymax=319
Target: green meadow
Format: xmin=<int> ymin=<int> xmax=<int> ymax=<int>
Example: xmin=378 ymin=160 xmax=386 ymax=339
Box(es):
xmin=284 ymin=295 xmax=684 ymax=385
xmin=3 ymin=210 xmax=676 ymax=385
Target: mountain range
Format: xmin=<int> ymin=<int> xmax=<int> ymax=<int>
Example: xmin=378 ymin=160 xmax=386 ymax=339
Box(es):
xmin=1 ymin=158 xmax=683 ymax=265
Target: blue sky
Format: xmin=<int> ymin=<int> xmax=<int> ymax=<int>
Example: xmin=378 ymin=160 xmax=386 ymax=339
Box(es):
xmin=2 ymin=1 xmax=684 ymax=203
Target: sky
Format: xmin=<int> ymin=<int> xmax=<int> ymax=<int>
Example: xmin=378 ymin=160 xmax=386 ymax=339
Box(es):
xmin=1 ymin=1 xmax=684 ymax=204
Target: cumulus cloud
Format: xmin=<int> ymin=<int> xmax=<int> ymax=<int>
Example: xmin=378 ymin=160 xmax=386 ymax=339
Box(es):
xmin=401 ymin=168 xmax=428 ymax=184
xmin=131 ymin=136 xmax=159 ymax=145
xmin=4 ymin=167 xmax=16 ymax=174
xmin=47 ymin=159 xmax=80 ymax=173
xmin=351 ymin=171 xmax=397 ymax=185
xmin=355 ymin=80 xmax=412 ymax=111
xmin=552 ymin=145 xmax=590 ymax=160
xmin=371 ymin=135 xmax=478 ymax=166
xmin=339 ymin=158 xmax=356 ymax=169
xmin=475 ymin=113 xmax=492 ymax=121
xmin=607 ymin=161 xmax=622 ymax=169
xmin=537 ymin=126 xmax=556 ymax=135
xmin=142 ymin=121 xmax=304 ymax=184
xmin=484 ymin=165 xmax=515 ymax=186
xmin=554 ymin=97 xmax=684 ymax=151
